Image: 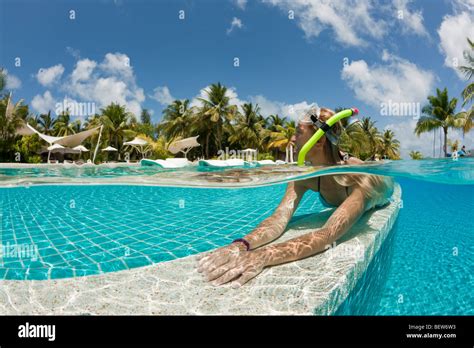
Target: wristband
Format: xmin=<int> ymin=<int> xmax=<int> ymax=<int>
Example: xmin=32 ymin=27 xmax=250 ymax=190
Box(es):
xmin=232 ymin=238 xmax=250 ymax=251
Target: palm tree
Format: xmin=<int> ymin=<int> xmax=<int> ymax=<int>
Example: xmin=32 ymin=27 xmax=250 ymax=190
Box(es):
xmin=0 ymin=68 xmax=5 ymax=92
xmin=228 ymin=103 xmax=264 ymax=149
xmin=196 ymin=83 xmax=237 ymax=158
xmin=338 ymin=121 xmax=367 ymax=159
xmin=456 ymin=38 xmax=474 ymax=134
xmin=38 ymin=111 xmax=57 ymax=135
xmin=267 ymin=114 xmax=287 ymax=131
xmin=459 ymin=38 xmax=474 ymax=106
xmin=136 ymin=108 xmax=155 ymax=139
xmin=415 ymin=88 xmax=460 ymax=157
xmin=456 ymin=107 xmax=474 ymax=134
xmin=140 ymin=109 xmax=152 ymax=125
xmin=71 ymin=119 xmax=82 ymax=134
xmin=158 ymin=99 xmax=192 ymax=141
xmin=54 ymin=112 xmax=76 ymax=136
xmin=267 ymin=120 xmax=296 ymax=161
xmin=360 ymin=117 xmax=382 ymax=159
xmin=409 ymin=151 xmax=423 ymax=160
xmin=99 ymin=103 xmax=134 ymax=159
xmin=0 ymin=94 xmax=28 ymax=160
xmin=379 ymin=129 xmax=400 ymax=159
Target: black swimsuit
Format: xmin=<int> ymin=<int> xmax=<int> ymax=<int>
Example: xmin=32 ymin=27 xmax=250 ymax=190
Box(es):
xmin=317 ymin=176 xmax=350 ymax=207
xmin=318 ymin=151 xmax=351 ymax=207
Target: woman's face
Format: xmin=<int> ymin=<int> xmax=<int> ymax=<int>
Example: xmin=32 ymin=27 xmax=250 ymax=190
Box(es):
xmin=293 ymin=122 xmax=325 ymax=153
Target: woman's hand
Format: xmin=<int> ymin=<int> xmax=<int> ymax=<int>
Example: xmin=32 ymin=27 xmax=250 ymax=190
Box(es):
xmin=198 ymin=246 xmax=269 ymax=288
xmin=196 ymin=243 xmax=244 ymax=276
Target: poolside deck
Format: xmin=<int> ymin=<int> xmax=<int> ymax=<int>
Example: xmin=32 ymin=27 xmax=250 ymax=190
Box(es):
xmin=0 ymin=185 xmax=401 ymax=315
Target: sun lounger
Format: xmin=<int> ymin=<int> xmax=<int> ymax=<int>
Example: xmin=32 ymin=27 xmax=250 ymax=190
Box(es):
xmin=198 ymin=159 xmax=249 ymax=168
xmin=255 ymin=160 xmax=287 ymax=166
xmin=140 ymin=158 xmax=192 ymax=168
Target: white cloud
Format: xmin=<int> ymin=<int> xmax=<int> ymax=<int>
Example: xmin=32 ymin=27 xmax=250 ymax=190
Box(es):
xmin=66 ymin=46 xmax=81 ymax=59
xmin=438 ymin=11 xmax=474 ymax=79
xmin=249 ymin=95 xmax=316 ymax=121
xmin=385 ymin=119 xmax=474 ymax=159
xmin=31 ymin=91 xmax=56 ymax=114
xmin=261 ymin=0 xmax=428 ymax=46
xmin=36 ymin=64 xmax=65 ymax=86
xmin=453 ymin=0 xmax=474 ymax=12
xmin=3 ymin=69 xmax=22 ymax=89
xmin=341 ymin=52 xmax=436 ymax=109
xmin=150 ymin=86 xmax=175 ymax=105
xmin=63 ymin=52 xmax=145 ymax=116
xmin=100 ymin=52 xmax=134 ymax=80
xmin=71 ymin=58 xmax=97 ymax=83
xmin=396 ymin=0 xmax=429 ymax=38
xmin=262 ymin=0 xmax=386 ymax=46
xmin=234 ymin=0 xmax=247 ymax=10
xmin=227 ymin=17 xmax=243 ymax=34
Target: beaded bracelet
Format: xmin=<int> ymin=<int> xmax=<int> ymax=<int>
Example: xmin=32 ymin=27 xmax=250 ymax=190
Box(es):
xmin=232 ymin=238 xmax=250 ymax=251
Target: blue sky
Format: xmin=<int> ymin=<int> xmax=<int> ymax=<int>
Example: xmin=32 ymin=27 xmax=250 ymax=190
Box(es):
xmin=1 ymin=0 xmax=473 ymax=157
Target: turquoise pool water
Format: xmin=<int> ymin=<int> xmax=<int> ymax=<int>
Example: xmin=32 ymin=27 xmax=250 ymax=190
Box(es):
xmin=0 ymin=158 xmax=473 ymax=314
xmin=0 ymin=184 xmax=323 ymax=279
xmin=335 ymin=177 xmax=474 ymax=315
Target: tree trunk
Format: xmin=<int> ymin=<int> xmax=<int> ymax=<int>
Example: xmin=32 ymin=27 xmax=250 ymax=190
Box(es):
xmin=443 ymin=127 xmax=448 ymax=158
xmin=206 ymin=133 xmax=210 ymax=159
xmin=115 ymin=135 xmax=120 ymax=161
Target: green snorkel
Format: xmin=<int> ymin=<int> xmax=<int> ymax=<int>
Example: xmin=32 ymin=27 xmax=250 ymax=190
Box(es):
xmin=297 ymin=108 xmax=359 ymax=166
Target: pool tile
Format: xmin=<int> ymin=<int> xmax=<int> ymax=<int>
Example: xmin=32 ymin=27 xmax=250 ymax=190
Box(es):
xmin=98 ymin=259 xmax=127 ymax=273
xmin=0 ymin=184 xmax=318 ymax=281
xmin=50 ymin=267 xmax=74 ymax=279
xmin=123 ymin=256 xmax=151 ymax=269
xmin=26 ymin=267 xmax=50 ymax=280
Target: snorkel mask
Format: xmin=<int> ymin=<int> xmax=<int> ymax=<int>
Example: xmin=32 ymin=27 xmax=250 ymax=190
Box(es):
xmin=297 ymin=107 xmax=359 ymax=166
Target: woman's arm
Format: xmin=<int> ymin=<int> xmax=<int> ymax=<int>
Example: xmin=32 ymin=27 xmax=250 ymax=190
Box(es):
xmin=261 ymin=186 xmax=367 ymax=266
xmin=208 ymin=186 xmax=369 ymax=287
xmin=197 ymin=181 xmax=307 ymax=275
xmin=243 ymin=181 xmax=308 ymax=249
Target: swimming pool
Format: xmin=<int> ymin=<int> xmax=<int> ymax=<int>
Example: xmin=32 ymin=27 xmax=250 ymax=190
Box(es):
xmin=336 ymin=177 xmax=474 ymax=315
xmin=0 ymin=183 xmax=323 ymax=280
xmin=0 ymin=159 xmax=473 ymax=315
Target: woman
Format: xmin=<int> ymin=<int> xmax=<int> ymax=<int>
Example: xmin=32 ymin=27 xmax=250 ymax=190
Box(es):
xmin=197 ymin=107 xmax=394 ymax=288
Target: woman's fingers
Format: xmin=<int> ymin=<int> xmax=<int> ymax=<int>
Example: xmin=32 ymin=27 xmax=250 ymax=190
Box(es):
xmin=198 ymin=253 xmax=228 ymax=274
xmin=197 ymin=250 xmax=222 ymax=271
xmin=212 ymin=267 xmax=243 ymax=286
xmin=206 ymin=263 xmax=232 ymax=281
xmin=231 ymin=267 xmax=261 ymax=288
xmin=204 ymin=254 xmax=232 ymax=274
xmin=197 ymin=246 xmax=240 ymax=273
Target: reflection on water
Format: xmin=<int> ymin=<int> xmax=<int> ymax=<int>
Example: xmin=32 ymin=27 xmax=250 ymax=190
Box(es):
xmin=0 ymin=158 xmax=473 ymax=188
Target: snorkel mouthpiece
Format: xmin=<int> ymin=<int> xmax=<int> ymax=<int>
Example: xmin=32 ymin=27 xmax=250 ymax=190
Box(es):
xmin=297 ymin=108 xmax=358 ymax=166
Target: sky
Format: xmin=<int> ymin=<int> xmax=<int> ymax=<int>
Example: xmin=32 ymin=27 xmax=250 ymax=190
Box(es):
xmin=1 ymin=0 xmax=473 ymax=158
